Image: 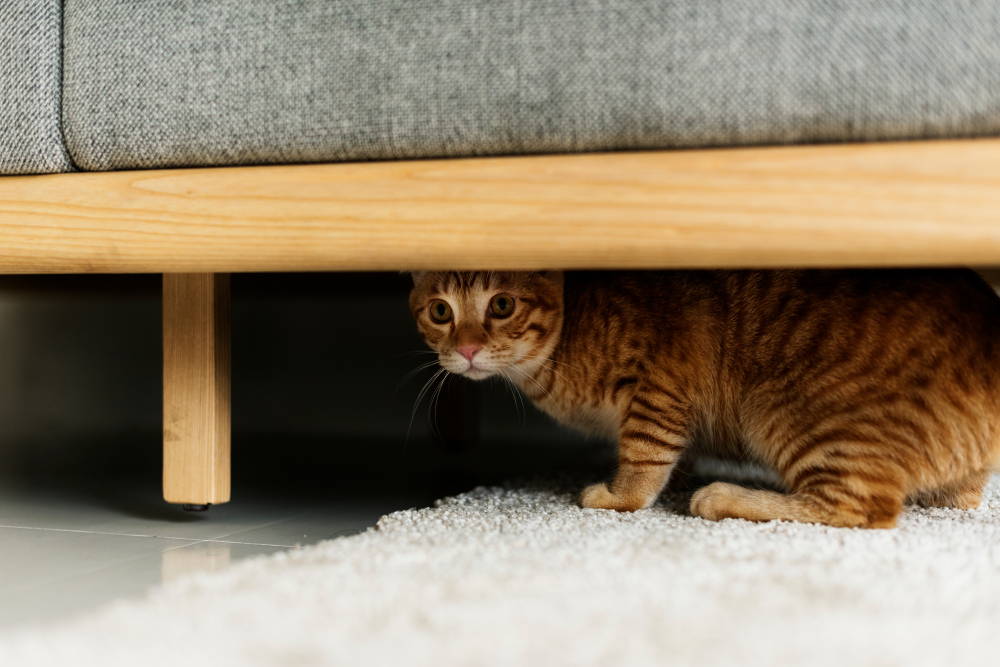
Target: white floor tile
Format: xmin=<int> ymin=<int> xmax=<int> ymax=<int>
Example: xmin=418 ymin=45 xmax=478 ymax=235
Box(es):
xmin=0 ymin=478 xmax=426 ymax=630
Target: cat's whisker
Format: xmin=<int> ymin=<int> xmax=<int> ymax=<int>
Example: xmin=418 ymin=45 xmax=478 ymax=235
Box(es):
xmin=525 ymin=354 xmax=577 ymax=380
xmin=511 ymin=375 xmax=527 ymax=425
xmin=517 ymin=354 xmax=575 ymax=387
xmin=427 ymin=370 xmax=451 ymax=441
xmin=523 ymin=353 xmax=576 ymax=369
xmin=498 ymin=370 xmax=527 ymax=425
xmin=405 ymin=367 xmax=448 ymax=446
xmin=395 ymin=359 xmax=443 ymax=392
xmin=503 ymin=373 xmax=527 ymax=426
xmin=506 ymin=364 xmax=550 ymax=397
xmin=534 ymin=359 xmax=571 ymax=386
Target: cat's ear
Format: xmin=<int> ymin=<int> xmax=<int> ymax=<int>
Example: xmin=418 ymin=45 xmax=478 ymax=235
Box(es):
xmin=408 ymin=271 xmax=427 ymax=284
xmin=534 ymin=270 xmax=564 ymax=284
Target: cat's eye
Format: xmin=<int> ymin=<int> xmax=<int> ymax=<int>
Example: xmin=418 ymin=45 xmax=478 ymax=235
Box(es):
xmin=428 ymin=299 xmax=453 ymax=324
xmin=488 ymin=293 xmax=516 ymax=319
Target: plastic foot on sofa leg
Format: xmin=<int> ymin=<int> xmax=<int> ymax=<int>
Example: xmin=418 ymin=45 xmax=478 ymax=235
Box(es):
xmin=183 ymin=503 xmax=212 ymax=512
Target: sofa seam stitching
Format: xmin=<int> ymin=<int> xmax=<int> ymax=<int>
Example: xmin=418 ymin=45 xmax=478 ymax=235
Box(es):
xmin=56 ymin=0 xmax=80 ymax=172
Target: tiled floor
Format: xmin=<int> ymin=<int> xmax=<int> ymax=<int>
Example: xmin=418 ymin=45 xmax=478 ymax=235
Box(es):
xmin=0 ymin=424 xmax=595 ymax=633
xmin=0 ymin=478 xmax=427 ymax=630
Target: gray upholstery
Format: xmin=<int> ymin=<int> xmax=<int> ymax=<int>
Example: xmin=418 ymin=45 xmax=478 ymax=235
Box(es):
xmin=0 ymin=0 xmax=72 ymax=174
xmin=61 ymin=0 xmax=1000 ymax=171
xmin=0 ymin=0 xmax=994 ymax=173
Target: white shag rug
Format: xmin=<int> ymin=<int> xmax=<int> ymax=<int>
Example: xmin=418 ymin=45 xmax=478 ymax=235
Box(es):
xmin=3 ymin=477 xmax=1000 ymax=667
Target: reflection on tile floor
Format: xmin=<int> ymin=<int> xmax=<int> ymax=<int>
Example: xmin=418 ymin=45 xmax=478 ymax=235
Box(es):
xmin=0 ymin=483 xmax=426 ymax=630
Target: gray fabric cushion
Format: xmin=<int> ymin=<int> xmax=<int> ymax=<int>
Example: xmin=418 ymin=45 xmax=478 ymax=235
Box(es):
xmin=63 ymin=0 xmax=1000 ymax=171
xmin=0 ymin=0 xmax=72 ymax=174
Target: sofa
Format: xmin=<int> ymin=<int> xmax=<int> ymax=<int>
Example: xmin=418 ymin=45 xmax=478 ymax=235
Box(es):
xmin=4 ymin=0 xmax=1000 ymax=508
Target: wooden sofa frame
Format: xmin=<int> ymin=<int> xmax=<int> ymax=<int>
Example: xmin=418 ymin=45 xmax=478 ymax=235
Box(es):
xmin=2 ymin=138 xmax=998 ymax=508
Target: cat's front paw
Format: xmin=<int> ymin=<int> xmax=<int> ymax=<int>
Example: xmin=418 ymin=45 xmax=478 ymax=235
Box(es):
xmin=579 ymin=483 xmax=648 ymax=512
xmin=580 ymin=483 xmax=617 ymax=509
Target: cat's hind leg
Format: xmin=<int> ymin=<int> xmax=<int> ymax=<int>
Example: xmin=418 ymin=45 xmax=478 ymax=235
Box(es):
xmin=689 ymin=482 xmax=898 ymax=527
xmin=689 ymin=423 xmax=915 ymax=527
xmin=690 ymin=461 xmax=908 ymax=529
xmin=913 ymin=470 xmax=989 ymax=509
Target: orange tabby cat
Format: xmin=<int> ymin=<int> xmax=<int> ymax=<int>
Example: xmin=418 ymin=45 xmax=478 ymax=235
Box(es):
xmin=410 ymin=270 xmax=1000 ymax=528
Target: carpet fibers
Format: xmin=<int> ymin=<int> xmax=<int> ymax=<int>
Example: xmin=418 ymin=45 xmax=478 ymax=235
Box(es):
xmin=3 ymin=477 xmax=1000 ymax=666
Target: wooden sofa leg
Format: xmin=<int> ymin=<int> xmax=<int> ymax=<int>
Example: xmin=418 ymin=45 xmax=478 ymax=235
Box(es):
xmin=163 ymin=273 xmax=231 ymax=508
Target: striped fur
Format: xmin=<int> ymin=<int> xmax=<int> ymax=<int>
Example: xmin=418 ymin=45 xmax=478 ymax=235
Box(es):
xmin=411 ymin=269 xmax=1000 ymax=528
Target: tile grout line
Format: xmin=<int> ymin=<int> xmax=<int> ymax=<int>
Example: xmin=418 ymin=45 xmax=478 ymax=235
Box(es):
xmin=201 ymin=516 xmax=303 ymax=543
xmin=172 ymin=537 xmax=298 ymax=549
xmin=0 ymin=524 xmax=297 ymax=548
xmin=0 ymin=524 xmax=191 ymax=540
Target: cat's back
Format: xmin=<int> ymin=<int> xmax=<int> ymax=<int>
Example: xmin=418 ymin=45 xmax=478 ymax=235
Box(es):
xmin=711 ymin=268 xmax=999 ymax=381
xmin=564 ymin=268 xmax=1000 ymax=352
xmin=724 ymin=268 xmax=999 ymax=352
xmin=561 ymin=268 xmax=1000 ymax=396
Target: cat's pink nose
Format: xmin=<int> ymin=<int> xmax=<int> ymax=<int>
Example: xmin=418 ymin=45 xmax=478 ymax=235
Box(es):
xmin=457 ymin=345 xmax=482 ymax=361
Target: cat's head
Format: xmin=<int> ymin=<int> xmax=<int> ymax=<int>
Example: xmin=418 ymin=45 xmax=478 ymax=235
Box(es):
xmin=409 ymin=271 xmax=564 ymax=381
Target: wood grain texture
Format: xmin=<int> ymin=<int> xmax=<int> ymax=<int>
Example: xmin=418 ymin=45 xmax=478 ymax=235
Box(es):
xmin=163 ymin=274 xmax=231 ymax=505
xmin=2 ymin=139 xmax=1000 ymax=273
